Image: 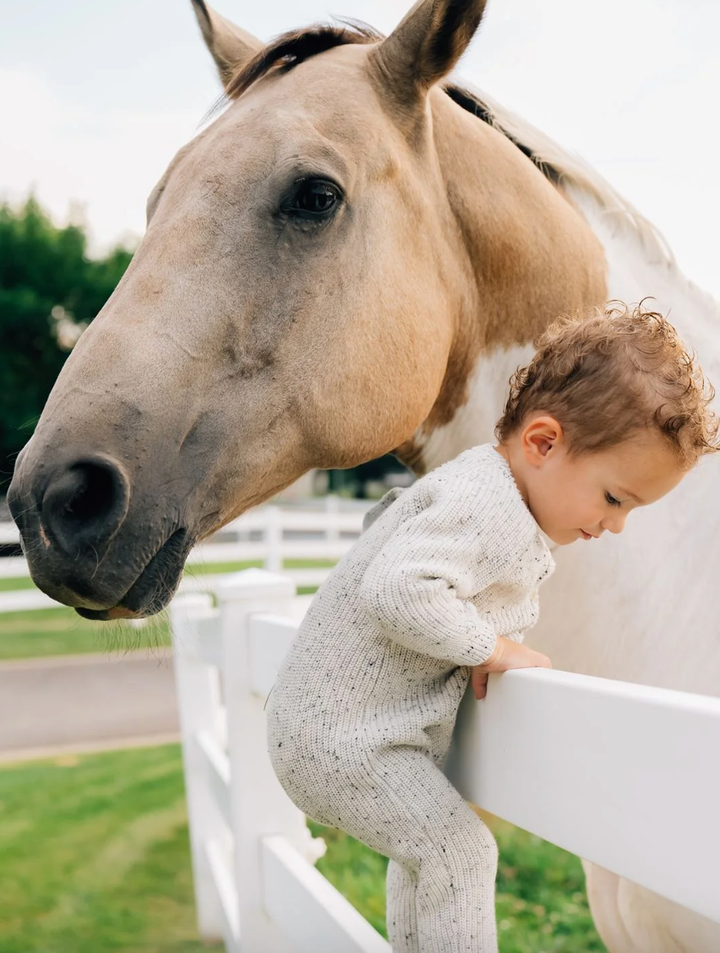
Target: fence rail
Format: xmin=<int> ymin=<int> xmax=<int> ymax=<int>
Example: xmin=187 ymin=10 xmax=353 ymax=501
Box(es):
xmin=446 ymin=668 xmax=720 ymax=922
xmin=169 ymin=569 xmax=720 ymax=953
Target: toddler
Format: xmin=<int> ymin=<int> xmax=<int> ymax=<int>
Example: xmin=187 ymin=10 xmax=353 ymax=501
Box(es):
xmin=266 ymin=302 xmax=717 ymax=952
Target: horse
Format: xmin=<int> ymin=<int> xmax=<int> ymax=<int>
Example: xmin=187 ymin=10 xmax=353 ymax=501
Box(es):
xmin=8 ymin=1 xmax=719 ymax=949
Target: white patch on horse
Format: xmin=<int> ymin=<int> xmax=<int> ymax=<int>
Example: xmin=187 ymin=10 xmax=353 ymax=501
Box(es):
xmin=530 ymin=186 xmax=720 ymax=953
xmin=416 ymin=342 xmax=535 ymax=473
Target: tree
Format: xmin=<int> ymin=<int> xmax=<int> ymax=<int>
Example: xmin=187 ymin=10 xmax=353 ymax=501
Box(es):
xmin=0 ymin=198 xmax=132 ymax=489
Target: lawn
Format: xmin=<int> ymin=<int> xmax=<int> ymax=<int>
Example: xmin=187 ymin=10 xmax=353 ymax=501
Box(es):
xmin=0 ymin=560 xmax=330 ymax=661
xmin=0 ymin=744 xmax=221 ymax=953
xmin=0 ymin=576 xmax=38 ymax=592
xmin=0 ymin=607 xmax=172 ymax=661
xmin=0 ymin=744 xmax=606 ymax=953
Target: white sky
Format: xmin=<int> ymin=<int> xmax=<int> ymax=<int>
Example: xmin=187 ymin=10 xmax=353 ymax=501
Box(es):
xmin=1 ymin=0 xmax=718 ymax=296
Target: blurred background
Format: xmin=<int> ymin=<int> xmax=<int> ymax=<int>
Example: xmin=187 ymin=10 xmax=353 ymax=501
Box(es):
xmin=0 ymin=1 xmax=717 ymax=950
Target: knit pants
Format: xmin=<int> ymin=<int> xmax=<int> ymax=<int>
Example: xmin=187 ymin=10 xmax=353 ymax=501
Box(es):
xmin=270 ymin=731 xmax=499 ymax=952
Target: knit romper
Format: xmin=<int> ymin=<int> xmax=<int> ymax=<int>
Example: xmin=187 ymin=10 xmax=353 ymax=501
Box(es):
xmin=266 ymin=444 xmax=554 ymax=952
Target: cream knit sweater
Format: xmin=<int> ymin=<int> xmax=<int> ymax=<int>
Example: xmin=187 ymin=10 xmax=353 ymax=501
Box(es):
xmin=266 ymin=443 xmax=554 ymax=951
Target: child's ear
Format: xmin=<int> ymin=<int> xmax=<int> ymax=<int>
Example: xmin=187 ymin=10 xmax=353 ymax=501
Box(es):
xmin=520 ymin=416 xmax=563 ymax=467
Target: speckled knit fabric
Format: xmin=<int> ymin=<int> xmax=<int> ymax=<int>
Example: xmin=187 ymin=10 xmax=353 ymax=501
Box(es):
xmin=266 ymin=444 xmax=554 ymax=952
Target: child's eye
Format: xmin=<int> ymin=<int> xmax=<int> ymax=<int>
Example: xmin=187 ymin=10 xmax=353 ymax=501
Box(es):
xmin=605 ymin=492 xmax=621 ymax=507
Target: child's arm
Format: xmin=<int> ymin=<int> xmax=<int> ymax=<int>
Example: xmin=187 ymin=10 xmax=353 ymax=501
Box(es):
xmin=470 ymin=638 xmax=551 ymax=700
xmin=359 ymin=474 xmax=536 ymax=668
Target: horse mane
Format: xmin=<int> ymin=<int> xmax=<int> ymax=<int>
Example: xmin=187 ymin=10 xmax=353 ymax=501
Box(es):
xmin=451 ymin=85 xmax=676 ymax=268
xmin=225 ymin=22 xmax=674 ymax=268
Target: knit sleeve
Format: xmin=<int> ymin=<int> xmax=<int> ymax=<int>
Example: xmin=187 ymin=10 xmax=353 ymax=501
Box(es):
xmin=359 ymin=474 xmax=524 ymax=667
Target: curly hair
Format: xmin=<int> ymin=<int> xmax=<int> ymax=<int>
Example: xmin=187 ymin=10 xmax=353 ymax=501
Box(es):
xmin=495 ymin=301 xmax=718 ymax=468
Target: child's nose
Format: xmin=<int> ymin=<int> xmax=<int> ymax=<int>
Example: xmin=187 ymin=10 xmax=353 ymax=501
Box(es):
xmin=601 ymin=511 xmax=627 ymax=534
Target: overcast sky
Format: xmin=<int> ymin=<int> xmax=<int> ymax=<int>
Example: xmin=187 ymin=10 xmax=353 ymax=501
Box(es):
xmin=1 ymin=0 xmax=717 ymax=296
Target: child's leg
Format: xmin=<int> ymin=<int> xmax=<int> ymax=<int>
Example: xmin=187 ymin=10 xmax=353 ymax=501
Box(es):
xmin=342 ymin=746 xmax=499 ymax=952
xmin=382 ymin=750 xmax=498 ymax=952
xmin=387 ymin=859 xmax=419 ymax=953
xmin=269 ymin=712 xmax=498 ymax=950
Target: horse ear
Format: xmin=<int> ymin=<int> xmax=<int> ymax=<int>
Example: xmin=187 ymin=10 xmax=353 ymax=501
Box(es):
xmin=370 ymin=0 xmax=488 ymax=108
xmin=191 ymin=0 xmax=263 ymax=88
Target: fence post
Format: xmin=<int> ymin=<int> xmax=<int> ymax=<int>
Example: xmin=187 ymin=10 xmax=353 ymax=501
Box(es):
xmin=170 ymin=592 xmax=226 ymax=940
xmin=265 ymin=505 xmax=283 ymax=573
xmin=325 ymin=494 xmax=339 ymax=543
xmin=217 ymin=569 xmax=323 ymax=953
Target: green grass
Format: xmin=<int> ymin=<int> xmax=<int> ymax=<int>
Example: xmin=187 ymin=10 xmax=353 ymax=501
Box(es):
xmin=490 ymin=815 xmax=606 ymax=952
xmin=0 ymin=744 xmax=223 ymax=953
xmin=0 ymin=608 xmax=171 ymax=661
xmin=0 ymin=576 xmax=38 ymax=592
xmin=0 ymin=745 xmax=605 ymax=953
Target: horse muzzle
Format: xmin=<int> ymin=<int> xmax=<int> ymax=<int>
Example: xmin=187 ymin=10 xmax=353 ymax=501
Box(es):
xmin=8 ymin=448 xmax=192 ymax=617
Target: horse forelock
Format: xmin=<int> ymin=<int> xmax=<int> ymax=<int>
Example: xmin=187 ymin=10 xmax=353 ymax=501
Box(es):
xmin=224 ymin=22 xmax=382 ymax=101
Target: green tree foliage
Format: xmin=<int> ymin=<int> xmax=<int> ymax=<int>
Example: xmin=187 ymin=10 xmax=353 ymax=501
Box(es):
xmin=0 ymin=198 xmax=132 ymax=488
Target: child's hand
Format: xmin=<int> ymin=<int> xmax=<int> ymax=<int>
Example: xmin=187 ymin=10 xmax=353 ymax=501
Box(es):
xmin=471 ymin=638 xmax=552 ymax=700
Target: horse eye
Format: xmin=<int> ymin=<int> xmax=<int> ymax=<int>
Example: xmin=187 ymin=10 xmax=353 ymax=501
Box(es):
xmin=290 ymin=179 xmax=342 ymax=219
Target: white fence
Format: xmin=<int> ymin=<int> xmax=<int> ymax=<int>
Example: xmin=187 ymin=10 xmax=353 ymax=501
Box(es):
xmin=170 ymin=570 xmax=720 ymax=952
xmin=0 ymin=499 xmax=371 ymax=613
xmin=170 ymin=571 xmax=389 ymax=953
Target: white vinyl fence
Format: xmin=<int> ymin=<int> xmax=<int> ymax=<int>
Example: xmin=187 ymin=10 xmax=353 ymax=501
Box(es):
xmin=170 ymin=571 xmax=389 ymax=953
xmin=171 ymin=570 xmax=720 ymax=953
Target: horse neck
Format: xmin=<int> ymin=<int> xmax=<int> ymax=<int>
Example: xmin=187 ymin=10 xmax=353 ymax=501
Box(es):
xmin=566 ymin=183 xmax=720 ymax=377
xmin=406 ymin=97 xmax=608 ymax=473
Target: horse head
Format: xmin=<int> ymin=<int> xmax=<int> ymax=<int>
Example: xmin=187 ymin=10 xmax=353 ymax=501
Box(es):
xmin=8 ymin=0 xmax=605 ymax=617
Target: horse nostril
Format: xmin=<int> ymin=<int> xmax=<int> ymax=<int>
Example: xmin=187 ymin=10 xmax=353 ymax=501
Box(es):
xmin=61 ymin=464 xmax=115 ymax=522
xmin=41 ymin=457 xmax=131 ymax=556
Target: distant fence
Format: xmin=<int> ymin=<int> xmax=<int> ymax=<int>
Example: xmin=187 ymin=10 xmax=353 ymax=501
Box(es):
xmin=170 ymin=569 xmax=720 ymax=952
xmin=0 ymin=498 xmax=371 ymax=613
